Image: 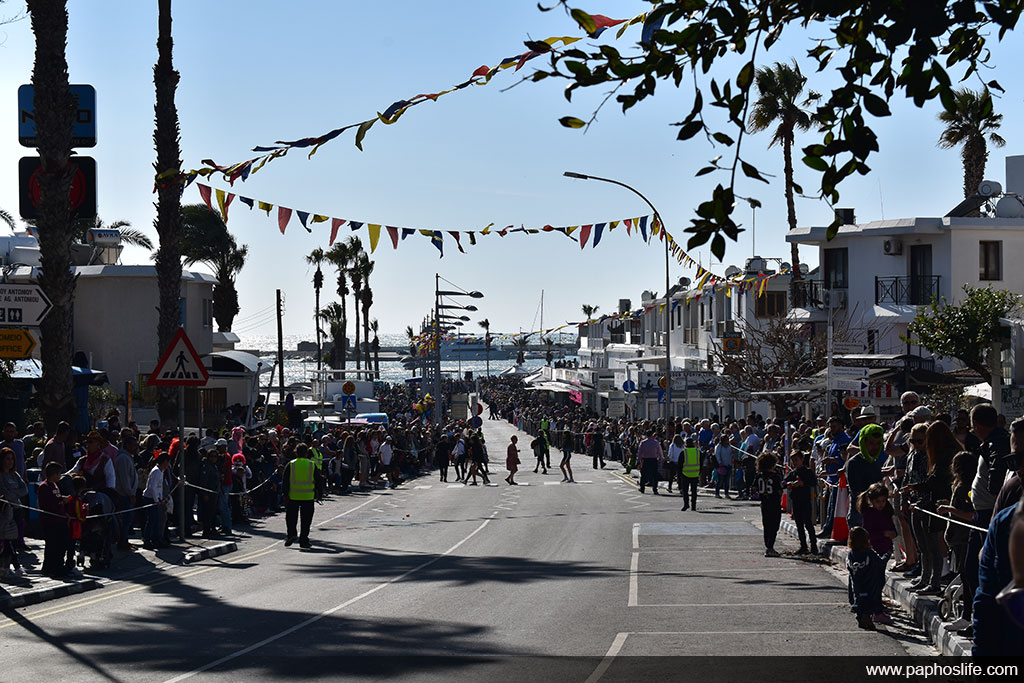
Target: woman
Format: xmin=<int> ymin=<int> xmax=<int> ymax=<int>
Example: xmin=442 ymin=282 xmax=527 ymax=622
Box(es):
xmin=0 ymin=448 xmax=28 ymax=578
xmin=666 ymin=434 xmax=684 ymax=495
xmin=899 ymin=422 xmax=930 ymax=577
xmin=908 ymin=421 xmax=956 ymax=595
xmin=141 ymin=452 xmax=170 ymax=550
xmin=846 ymin=423 xmax=885 ymax=529
xmin=466 ymin=435 xmax=489 ymax=486
xmin=505 ymin=435 xmax=521 ymax=485
xmin=714 ymin=434 xmax=733 ymax=498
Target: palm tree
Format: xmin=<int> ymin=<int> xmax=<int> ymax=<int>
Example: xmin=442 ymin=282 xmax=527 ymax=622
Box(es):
xmin=581 ymin=304 xmax=599 ymax=340
xmin=937 ymin=88 xmax=1007 ymax=199
xmin=75 ymin=216 xmax=154 ymax=250
xmin=0 ymin=208 xmax=15 ymax=232
xmin=305 ymin=247 xmax=325 ymax=373
xmin=405 ymin=324 xmax=418 ymax=377
xmin=478 ymin=318 xmax=492 ymax=378
xmin=153 ymin=0 xmax=184 ymax=423
xmin=511 ymin=336 xmax=529 ymax=366
xmin=27 ymin=0 xmax=78 ymax=428
xmin=318 ymin=302 xmax=344 ymax=368
xmin=355 ymin=253 xmax=375 ymax=371
xmin=345 ymin=236 xmax=365 ymax=370
xmin=370 ymin=318 xmax=380 ymax=379
xmin=326 ymin=238 xmax=357 ymax=369
xmin=180 ymin=204 xmax=248 ymax=331
xmin=543 ymin=335 xmax=555 ymax=366
xmin=748 ymin=60 xmax=819 ymax=281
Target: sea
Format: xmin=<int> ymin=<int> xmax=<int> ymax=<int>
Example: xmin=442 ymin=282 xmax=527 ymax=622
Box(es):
xmin=235 ymin=333 xmax=569 ymax=388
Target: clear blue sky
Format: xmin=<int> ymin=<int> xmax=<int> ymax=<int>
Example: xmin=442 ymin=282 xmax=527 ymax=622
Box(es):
xmin=2 ymin=1 xmax=1023 ymax=341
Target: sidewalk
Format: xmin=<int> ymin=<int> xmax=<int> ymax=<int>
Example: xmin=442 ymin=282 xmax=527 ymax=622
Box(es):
xmin=779 ymin=518 xmax=973 ymax=657
xmin=0 ymin=535 xmax=237 ymax=611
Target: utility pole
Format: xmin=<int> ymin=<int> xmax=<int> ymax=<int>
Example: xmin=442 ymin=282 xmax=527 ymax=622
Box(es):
xmin=277 ymin=289 xmax=285 ymax=404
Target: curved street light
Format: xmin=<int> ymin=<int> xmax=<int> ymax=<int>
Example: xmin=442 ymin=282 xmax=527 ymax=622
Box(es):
xmin=433 ymin=275 xmax=484 ymax=424
xmin=564 ymin=170 xmax=672 ymax=421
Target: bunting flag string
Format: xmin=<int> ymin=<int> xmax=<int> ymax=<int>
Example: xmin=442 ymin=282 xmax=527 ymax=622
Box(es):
xmin=161 ymin=8 xmax=659 ymax=189
xmin=192 ymin=174 xmax=791 ymax=295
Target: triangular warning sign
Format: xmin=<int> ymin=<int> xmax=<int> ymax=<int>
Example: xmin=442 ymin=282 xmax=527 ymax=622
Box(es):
xmin=148 ymin=327 xmax=210 ymax=386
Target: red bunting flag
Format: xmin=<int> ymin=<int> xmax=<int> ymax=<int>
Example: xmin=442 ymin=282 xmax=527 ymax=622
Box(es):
xmin=579 ymin=224 xmax=593 ymax=249
xmin=448 ymin=231 xmax=465 ymax=253
xmin=330 ymin=218 xmax=345 ymax=245
xmin=198 ymin=184 xmax=213 ymax=212
xmin=278 ymin=207 xmax=292 ymax=235
xmin=386 ymin=226 xmax=399 ymax=250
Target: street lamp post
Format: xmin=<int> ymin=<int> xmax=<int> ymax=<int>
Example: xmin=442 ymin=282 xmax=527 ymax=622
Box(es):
xmin=564 ymin=171 xmax=672 ymax=421
xmin=432 ymin=274 xmax=484 ymax=425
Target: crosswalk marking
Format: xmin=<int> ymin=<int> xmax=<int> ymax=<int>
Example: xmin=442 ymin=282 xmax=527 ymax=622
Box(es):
xmin=544 ymin=481 xmax=561 ymax=485
xmin=447 ymin=483 xmax=465 ymax=489
xmin=415 ymin=485 xmax=432 ymax=489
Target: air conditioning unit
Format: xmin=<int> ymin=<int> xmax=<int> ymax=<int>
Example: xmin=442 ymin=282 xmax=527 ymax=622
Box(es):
xmin=883 ymin=239 xmax=903 ymax=255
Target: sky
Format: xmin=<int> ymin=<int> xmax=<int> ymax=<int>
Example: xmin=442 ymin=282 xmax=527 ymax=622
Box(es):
xmin=2 ymin=1 xmax=1024 ymax=343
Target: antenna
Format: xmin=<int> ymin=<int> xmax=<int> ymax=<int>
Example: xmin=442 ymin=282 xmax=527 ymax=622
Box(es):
xmin=877 ymin=178 xmax=885 ymax=220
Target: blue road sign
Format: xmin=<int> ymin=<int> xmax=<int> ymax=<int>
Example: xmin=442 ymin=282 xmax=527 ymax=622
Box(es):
xmin=19 ymin=84 xmax=96 ymax=148
xmin=657 ymin=390 xmax=666 ymax=403
xmin=622 ymin=380 xmax=636 ymax=393
xmin=341 ymin=394 xmax=357 ymax=411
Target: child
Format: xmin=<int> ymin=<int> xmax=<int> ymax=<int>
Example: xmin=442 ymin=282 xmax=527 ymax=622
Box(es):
xmin=848 ymin=526 xmax=885 ymax=630
xmin=531 ymin=435 xmax=547 ymax=474
xmin=65 ymin=476 xmax=89 ymax=573
xmin=858 ymin=482 xmax=897 ymax=625
xmin=37 ymin=462 xmax=70 ymax=578
xmin=756 ymin=452 xmax=783 ymax=557
xmin=782 ymin=450 xmax=818 ymax=554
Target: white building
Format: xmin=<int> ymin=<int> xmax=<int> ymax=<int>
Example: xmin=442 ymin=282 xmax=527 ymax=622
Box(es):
xmin=786 ymin=154 xmax=1024 ymax=414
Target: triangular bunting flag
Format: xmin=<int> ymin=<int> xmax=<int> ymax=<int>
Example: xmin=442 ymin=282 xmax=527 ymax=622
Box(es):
xmin=448 ymin=231 xmax=465 ymax=253
xmin=349 ymin=221 xmax=364 ymax=232
xmin=198 ymin=184 xmax=213 ymax=211
xmin=386 ymin=226 xmax=399 ymax=250
xmin=239 ymin=196 xmax=254 ymax=209
xmin=311 ymin=214 xmax=329 ymax=223
xmin=592 ymin=222 xmax=606 ymax=248
xmin=330 ymin=218 xmax=345 ymax=245
xmin=277 ymin=207 xmax=292 ymax=234
xmin=638 ymin=216 xmax=648 ymax=241
xmin=258 ymin=201 xmax=273 ymax=216
xmin=401 ymin=228 xmax=414 ymax=240
xmin=368 ymin=224 xmax=381 ymax=253
xmin=215 ymin=190 xmax=235 ymax=223
xmin=579 ymin=224 xmax=593 ymax=249
xmin=296 ymin=211 xmax=310 ymax=228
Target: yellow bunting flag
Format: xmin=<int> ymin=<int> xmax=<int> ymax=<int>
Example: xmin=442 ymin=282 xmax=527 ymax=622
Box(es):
xmin=368 ymin=224 xmax=381 ymax=253
xmin=258 ymin=201 xmax=273 ymax=216
xmin=312 ymin=214 xmax=329 ymax=223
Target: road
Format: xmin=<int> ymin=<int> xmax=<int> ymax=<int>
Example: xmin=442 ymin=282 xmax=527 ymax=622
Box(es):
xmin=0 ymin=416 xmax=920 ymax=682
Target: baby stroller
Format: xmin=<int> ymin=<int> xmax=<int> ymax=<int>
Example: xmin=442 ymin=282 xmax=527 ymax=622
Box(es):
xmin=78 ymin=490 xmax=116 ymax=570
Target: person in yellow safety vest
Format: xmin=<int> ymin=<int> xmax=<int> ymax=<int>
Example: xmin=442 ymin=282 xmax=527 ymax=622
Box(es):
xmin=283 ymin=444 xmax=319 ymax=548
xmin=679 ymin=437 xmax=701 ymax=512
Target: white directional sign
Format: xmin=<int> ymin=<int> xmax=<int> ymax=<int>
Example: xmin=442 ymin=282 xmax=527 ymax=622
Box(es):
xmin=833 ymin=341 xmax=867 ymax=354
xmin=0 ymin=283 xmax=52 ymax=326
xmin=832 ymin=366 xmax=870 ymax=379
xmin=833 ymin=379 xmax=869 ymax=391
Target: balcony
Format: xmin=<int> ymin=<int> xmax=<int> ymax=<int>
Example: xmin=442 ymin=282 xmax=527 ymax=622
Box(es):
xmin=790 ymin=280 xmax=827 ymax=309
xmin=875 ymin=276 xmax=940 ymax=305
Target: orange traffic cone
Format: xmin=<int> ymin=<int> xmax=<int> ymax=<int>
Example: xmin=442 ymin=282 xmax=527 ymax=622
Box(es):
xmin=831 ymin=472 xmax=849 ymax=543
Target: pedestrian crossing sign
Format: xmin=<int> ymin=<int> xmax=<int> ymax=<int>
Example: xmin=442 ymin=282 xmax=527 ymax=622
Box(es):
xmin=148 ymin=327 xmax=209 ymax=386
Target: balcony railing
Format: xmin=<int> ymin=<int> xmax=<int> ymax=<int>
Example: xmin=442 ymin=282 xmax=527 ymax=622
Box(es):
xmin=875 ymin=276 xmax=940 ymax=305
xmin=790 ymin=280 xmax=827 ymax=309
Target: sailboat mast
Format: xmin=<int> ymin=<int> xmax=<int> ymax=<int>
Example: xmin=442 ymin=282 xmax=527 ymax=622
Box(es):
xmin=540 ymin=289 xmax=544 ymax=332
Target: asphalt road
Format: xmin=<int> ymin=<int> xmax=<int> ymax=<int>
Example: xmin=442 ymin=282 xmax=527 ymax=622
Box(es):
xmin=0 ymin=416 xmax=921 ymax=682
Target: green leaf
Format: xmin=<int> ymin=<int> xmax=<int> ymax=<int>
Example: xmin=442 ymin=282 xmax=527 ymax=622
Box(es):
xmin=559 ymin=116 xmax=586 ymax=129
xmin=711 ymin=234 xmax=726 ymax=261
xmin=802 ymin=155 xmax=828 ymax=172
xmin=863 ymin=94 xmax=891 ymax=117
xmin=736 ymin=62 xmax=754 ymax=91
xmin=741 ymin=161 xmax=769 ymax=183
xmin=676 ymin=121 xmax=703 ymax=140
xmin=695 ymin=166 xmax=716 ymax=177
xmin=570 ymin=8 xmax=597 ymax=36
xmin=712 ymin=132 xmax=734 ymax=145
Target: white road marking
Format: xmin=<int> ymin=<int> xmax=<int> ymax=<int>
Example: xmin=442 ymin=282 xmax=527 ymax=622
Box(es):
xmin=633 ymin=602 xmax=847 ymax=608
xmin=543 ymin=481 xmax=561 ymax=485
xmin=164 ymin=514 xmax=496 ymax=683
xmin=447 ymin=483 xmax=465 ymax=489
xmin=628 ymin=552 xmax=639 ymax=607
xmin=632 ymin=523 xmax=639 ymax=550
xmin=414 ymin=485 xmax=432 ymax=489
xmin=315 ymin=495 xmax=381 ymax=527
xmin=584 ymin=632 xmax=629 ymax=683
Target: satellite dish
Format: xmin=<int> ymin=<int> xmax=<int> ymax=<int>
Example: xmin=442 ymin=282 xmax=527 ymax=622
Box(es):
xmin=978 ymin=180 xmax=1002 ymax=197
xmin=799 ymin=263 xmax=809 ymax=274
xmin=724 ymin=265 xmax=741 ymax=278
xmin=996 ymin=195 xmax=1024 ymax=218
xmin=780 ymin=262 xmax=791 ymax=271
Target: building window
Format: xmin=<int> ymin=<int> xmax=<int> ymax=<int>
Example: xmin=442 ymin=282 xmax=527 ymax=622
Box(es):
xmin=755 ymin=291 xmax=787 ymax=318
xmin=980 ymin=241 xmax=1002 ymax=281
xmin=823 ymin=248 xmax=849 ymax=289
xmin=202 ymin=299 xmax=213 ymax=328
xmin=867 ymin=330 xmax=877 ymax=354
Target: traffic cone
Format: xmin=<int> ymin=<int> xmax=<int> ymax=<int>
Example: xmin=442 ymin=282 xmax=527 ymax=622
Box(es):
xmin=831 ymin=472 xmax=849 ymax=543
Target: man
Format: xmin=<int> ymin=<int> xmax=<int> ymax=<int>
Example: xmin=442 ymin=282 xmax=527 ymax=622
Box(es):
xmin=113 ymin=434 xmax=140 ymax=551
xmin=2 ymin=423 xmax=26 ymax=479
xmin=22 ymin=422 xmax=47 ymax=466
xmin=43 ymin=422 xmax=71 ymax=469
xmin=959 ymin=403 xmax=1010 ymax=636
xmin=636 ymin=430 xmax=663 ymax=494
xmin=590 ymin=425 xmax=606 ymax=470
xmin=283 ymin=444 xmax=319 ymax=548
xmin=198 ymin=448 xmax=222 ymax=538
xmin=971 ymin=473 xmax=1024 ymax=655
